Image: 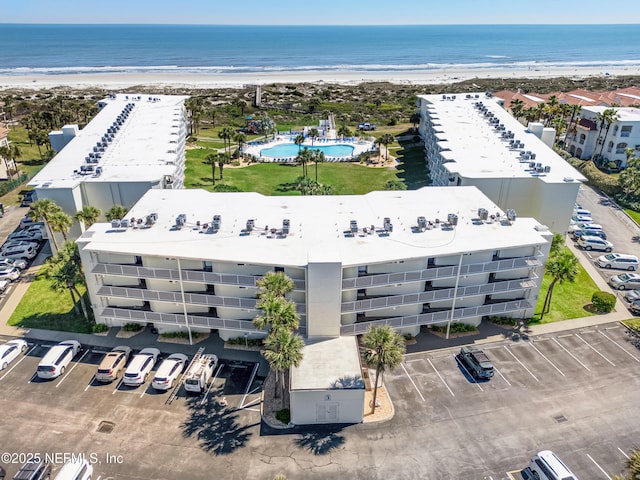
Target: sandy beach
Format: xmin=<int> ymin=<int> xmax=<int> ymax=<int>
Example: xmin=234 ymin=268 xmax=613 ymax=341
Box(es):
xmin=2 ymin=65 xmax=639 ymax=91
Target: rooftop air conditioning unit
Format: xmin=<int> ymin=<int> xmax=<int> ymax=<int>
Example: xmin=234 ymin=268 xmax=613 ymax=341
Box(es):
xmin=145 ymin=214 xmax=157 ymax=226
xmin=447 ymin=213 xmax=458 ymax=226
xmin=383 ymin=217 xmax=393 ymax=232
xmin=478 ymin=208 xmax=489 ymax=221
xmin=530 ymin=153 xmax=536 ymax=160
xmin=544 ymin=165 xmax=551 ymax=173
xmin=506 ymin=209 xmax=517 ymax=223
xmin=417 ymin=216 xmax=427 ymax=231
xmin=246 ymin=219 xmax=255 ymax=232
xmin=350 ymin=220 xmax=358 ymax=233
xmin=282 ymin=218 xmax=290 ymax=235
xmin=95 ymin=167 xmax=103 ymax=176
xmin=175 ymin=214 xmax=187 ymax=227
xmin=120 ymin=219 xmax=129 ymax=228
xmin=111 ymin=219 xmax=121 ymax=228
xmin=212 ymin=214 xmax=221 ymax=232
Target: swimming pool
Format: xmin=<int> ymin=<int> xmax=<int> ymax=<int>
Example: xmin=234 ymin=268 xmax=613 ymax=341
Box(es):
xmin=260 ymin=143 xmax=355 ymax=158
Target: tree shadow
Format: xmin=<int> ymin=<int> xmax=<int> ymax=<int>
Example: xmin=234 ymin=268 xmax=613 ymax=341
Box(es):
xmin=296 ymin=426 xmax=346 ymax=455
xmin=275 ymin=181 xmax=300 ymax=193
xmin=330 ymin=375 xmax=365 ymax=389
xmin=181 ymin=390 xmax=257 ymax=455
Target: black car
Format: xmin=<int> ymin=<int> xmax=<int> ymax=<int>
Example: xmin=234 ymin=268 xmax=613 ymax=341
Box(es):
xmin=458 ymin=346 xmax=494 ymax=379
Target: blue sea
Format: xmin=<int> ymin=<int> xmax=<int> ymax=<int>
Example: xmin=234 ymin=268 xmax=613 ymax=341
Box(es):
xmin=1 ymin=24 xmax=640 ymax=76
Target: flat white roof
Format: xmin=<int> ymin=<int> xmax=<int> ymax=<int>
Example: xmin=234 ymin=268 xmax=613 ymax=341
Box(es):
xmin=291 ymin=336 xmax=363 ymax=391
xmin=417 ymin=93 xmax=586 ymax=184
xmin=29 ymin=94 xmax=188 ymax=189
xmin=81 ymin=187 xmax=550 ymax=267
xmin=581 ymin=106 xmax=640 ymax=122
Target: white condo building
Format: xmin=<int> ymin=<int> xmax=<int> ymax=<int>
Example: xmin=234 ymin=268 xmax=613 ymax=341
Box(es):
xmin=417 ymin=93 xmax=586 ymax=233
xmin=30 ymin=94 xmax=189 ymax=239
xmin=565 ymin=106 xmax=640 ymax=167
xmin=78 ymin=187 xmax=552 ymax=341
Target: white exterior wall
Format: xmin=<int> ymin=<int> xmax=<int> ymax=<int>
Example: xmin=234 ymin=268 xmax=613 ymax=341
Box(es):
xmin=307 ymin=260 xmax=342 ymax=338
xmin=290 ymin=389 xmax=364 ymax=425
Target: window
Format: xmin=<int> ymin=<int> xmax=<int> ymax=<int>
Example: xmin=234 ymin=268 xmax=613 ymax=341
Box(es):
xmin=616 ymin=142 xmax=628 ymax=154
xmin=579 ymin=134 xmax=586 ymax=145
xmin=621 ymin=126 xmax=632 ymax=137
xmin=607 ymin=141 xmax=614 ymax=153
xmin=613 ymin=125 xmax=619 ymax=136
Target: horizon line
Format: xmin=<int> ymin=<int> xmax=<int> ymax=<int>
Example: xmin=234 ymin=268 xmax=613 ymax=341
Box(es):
xmin=2 ymin=22 xmax=639 ymax=26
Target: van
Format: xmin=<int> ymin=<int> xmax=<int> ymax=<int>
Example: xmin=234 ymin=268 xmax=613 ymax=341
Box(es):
xmin=609 ymin=273 xmax=640 ymax=290
xmin=37 ymin=340 xmax=81 ymax=379
xmin=12 ymin=460 xmax=52 ymax=480
xmin=53 ymin=458 xmax=93 ymax=480
xmin=596 ymin=253 xmax=639 ymax=271
xmin=527 ymin=450 xmax=578 ymax=480
xmin=570 ymin=222 xmax=602 ymax=234
xmin=184 ymin=353 xmax=218 ymax=393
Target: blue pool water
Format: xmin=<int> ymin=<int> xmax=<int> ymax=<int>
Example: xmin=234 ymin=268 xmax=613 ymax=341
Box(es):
xmin=260 ymin=143 xmax=355 ymax=158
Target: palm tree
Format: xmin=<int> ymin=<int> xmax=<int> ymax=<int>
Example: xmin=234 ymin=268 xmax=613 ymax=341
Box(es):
xmin=509 ymin=99 xmax=525 ymax=120
xmin=257 ymin=271 xmax=295 ymax=298
xmin=232 ymin=98 xmax=246 ymax=117
xmin=262 ymin=329 xmax=304 ymax=402
xmin=595 ymin=108 xmax=618 ymax=161
xmin=307 ymin=98 xmax=321 ymax=113
xmin=294 ymin=133 xmax=305 ymax=152
xmin=44 ymin=241 xmax=88 ymax=320
xmin=362 ymin=325 xmax=405 ymax=414
xmin=253 ymin=294 xmax=299 ymax=333
xmin=308 ymin=127 xmax=319 ymax=146
xmin=105 ymin=205 xmax=128 ymax=222
xmin=312 ymin=149 xmax=325 ymax=183
xmin=540 ymin=249 xmax=580 ymax=320
xmin=296 ymin=147 xmax=312 ymax=179
xmin=337 ymin=125 xmax=352 ymax=138
xmin=217 ymin=152 xmax=231 ymax=182
xmin=28 ymin=199 xmax=63 ymax=252
xmin=49 ymin=211 xmax=73 ymax=242
xmin=233 ymin=132 xmax=247 ymax=160
xmin=205 ymin=152 xmax=218 ymax=186
xmin=259 ymin=115 xmax=275 ymax=141
xmin=410 ymin=112 xmax=421 ymax=131
xmin=375 ymin=134 xmax=395 ymax=162
xmin=219 ymin=126 xmax=235 ymax=155
xmin=75 ymin=205 xmax=101 ymax=230
xmin=564 ymin=104 xmax=582 ymax=148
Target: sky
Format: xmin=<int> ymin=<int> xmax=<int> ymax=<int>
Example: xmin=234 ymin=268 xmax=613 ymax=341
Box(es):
xmin=3 ymin=0 xmax=640 ymax=25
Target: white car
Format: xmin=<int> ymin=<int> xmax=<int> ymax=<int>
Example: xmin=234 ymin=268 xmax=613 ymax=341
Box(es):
xmin=123 ymin=348 xmax=160 ymax=386
xmin=152 ymin=353 xmax=188 ymax=390
xmin=0 ymin=265 xmax=20 ymax=282
xmin=577 ymin=235 xmax=613 ymax=252
xmin=596 ymin=253 xmax=639 ymax=271
xmin=2 ymin=244 xmax=38 ymax=260
xmin=37 ymin=340 xmax=81 ymax=379
xmin=7 ymin=231 xmax=43 ymax=242
xmin=569 ymin=214 xmax=592 ymax=225
xmin=0 ymin=339 xmax=28 ymax=370
xmin=0 ymin=256 xmax=27 ymax=270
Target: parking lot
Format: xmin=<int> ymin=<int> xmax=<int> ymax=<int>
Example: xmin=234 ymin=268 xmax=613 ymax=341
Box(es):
xmin=388 ymin=322 xmax=640 ymax=479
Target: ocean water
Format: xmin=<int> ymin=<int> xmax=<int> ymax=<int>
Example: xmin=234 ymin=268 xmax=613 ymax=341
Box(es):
xmin=1 ymin=24 xmax=640 ymax=75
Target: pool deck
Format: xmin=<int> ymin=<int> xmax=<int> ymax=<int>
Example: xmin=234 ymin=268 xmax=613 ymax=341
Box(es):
xmin=243 ymin=136 xmax=375 ymax=162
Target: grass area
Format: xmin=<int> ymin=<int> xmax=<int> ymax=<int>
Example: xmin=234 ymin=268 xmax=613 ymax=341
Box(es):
xmin=622 ymin=318 xmax=640 ymax=332
xmin=8 ymin=268 xmax=93 ymax=333
xmin=531 ymin=254 xmax=599 ymax=324
xmin=624 ymin=208 xmax=640 ymax=225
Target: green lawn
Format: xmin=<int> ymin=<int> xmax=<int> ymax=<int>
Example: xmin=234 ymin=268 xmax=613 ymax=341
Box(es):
xmin=531 ymin=255 xmax=599 ymax=324
xmin=8 ymin=268 xmax=93 ymax=333
xmin=622 ymin=318 xmax=640 ymax=333
xmin=624 ymin=208 xmax=640 ymax=225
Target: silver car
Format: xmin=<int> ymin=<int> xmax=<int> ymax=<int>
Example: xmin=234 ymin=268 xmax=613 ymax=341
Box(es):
xmin=609 ymin=273 xmax=640 ymax=291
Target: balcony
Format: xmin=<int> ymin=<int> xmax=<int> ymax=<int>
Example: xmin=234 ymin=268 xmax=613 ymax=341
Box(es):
xmin=340 ymin=299 xmax=531 ymax=335
xmin=342 ymin=256 xmax=542 ymax=290
xmin=342 ymin=277 xmax=536 ymax=313
xmin=92 ymin=263 xmax=305 ymax=290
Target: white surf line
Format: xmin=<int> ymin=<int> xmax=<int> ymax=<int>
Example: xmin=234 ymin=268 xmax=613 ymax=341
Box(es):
xmin=618 ymin=447 xmax=630 ymax=460
xmin=552 ymin=337 xmax=591 ymax=371
xmin=529 ymin=342 xmax=565 ymax=376
xmin=586 ymin=454 xmax=612 ymax=479
xmin=427 ymin=358 xmax=454 ymax=397
xmin=0 ymin=345 xmax=37 ymax=381
xmin=200 ymin=363 xmax=224 ymax=406
xmin=400 ymin=362 xmax=426 ymax=401
xmin=493 ymin=366 xmax=511 ymax=387
xmin=503 ymin=346 xmax=539 ymax=382
xmin=238 ymin=362 xmax=260 ymax=408
xmin=56 ymin=349 xmax=90 ymax=388
xmin=599 ymin=330 xmax=639 ymax=362
xmin=575 ymin=334 xmax=616 ymax=366
xmin=454 ymin=355 xmax=484 ymax=391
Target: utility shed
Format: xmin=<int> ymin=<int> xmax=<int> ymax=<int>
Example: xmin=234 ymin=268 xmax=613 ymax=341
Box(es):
xmin=290 ymin=336 xmax=364 ymax=425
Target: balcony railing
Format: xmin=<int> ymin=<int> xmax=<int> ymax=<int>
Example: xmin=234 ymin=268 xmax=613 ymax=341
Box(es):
xmin=340 ymin=299 xmax=531 ymax=335
xmin=341 ymin=277 xmax=536 ymax=313
xmin=101 ymin=306 xmax=307 ymax=336
xmin=342 ymin=256 xmax=542 ymax=290
xmin=97 ymin=285 xmax=306 ymax=313
xmin=92 ymin=263 xmax=305 ymax=290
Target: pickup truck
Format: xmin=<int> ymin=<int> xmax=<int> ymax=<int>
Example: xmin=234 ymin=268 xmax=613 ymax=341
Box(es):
xmin=358 ymin=122 xmax=376 ymax=131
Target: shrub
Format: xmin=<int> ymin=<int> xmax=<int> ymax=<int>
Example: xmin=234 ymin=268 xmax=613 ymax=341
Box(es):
xmin=226 ymin=336 xmax=263 ymax=347
xmin=92 ymin=323 xmax=109 ymax=333
xmin=591 ymin=291 xmax=616 ymax=313
xmin=275 ymin=408 xmax=290 ymax=424
xmin=123 ymin=322 xmax=144 ymax=332
xmin=566 ymin=157 xmax=621 ymax=196
xmin=432 ymin=323 xmax=477 ymax=334
xmin=489 ymin=316 xmax=518 ymax=326
xmin=160 ymin=331 xmax=200 ymax=339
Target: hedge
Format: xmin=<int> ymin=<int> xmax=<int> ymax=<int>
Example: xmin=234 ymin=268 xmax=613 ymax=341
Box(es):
xmin=591 ymin=291 xmax=616 ymax=313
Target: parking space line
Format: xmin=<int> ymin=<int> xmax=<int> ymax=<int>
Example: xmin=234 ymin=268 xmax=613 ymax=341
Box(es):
xmin=140 ymin=383 xmax=150 ymax=398
xmin=238 ymin=363 xmax=260 ymax=408
xmin=84 ymin=376 xmax=96 ymax=392
xmin=112 ymin=379 xmax=124 ymax=394
xmin=618 ymin=447 xmax=630 ymax=460
xmin=201 ymin=364 xmax=224 ymax=406
xmin=0 ymin=345 xmax=37 ymax=381
xmin=599 ymin=330 xmax=640 ymax=362
xmin=454 ymin=355 xmax=484 ymax=391
xmin=427 ymin=358 xmax=454 ymax=397
xmin=586 ymin=453 xmax=612 ymax=479
xmin=240 ymin=396 xmax=262 ymax=410
xmin=529 ymin=342 xmax=565 ymax=376
xmin=552 ymin=338 xmax=591 ymax=371
xmin=575 ymin=334 xmax=615 ymax=366
xmin=56 ymin=349 xmax=90 ymax=388
xmin=400 ymin=362 xmax=427 ymax=401
xmin=506 ymin=470 xmax=520 ymax=480
xmin=28 ymin=372 xmax=38 ymax=383
xmin=493 ymin=366 xmax=511 ymax=386
xmin=504 ymin=346 xmax=539 ymax=382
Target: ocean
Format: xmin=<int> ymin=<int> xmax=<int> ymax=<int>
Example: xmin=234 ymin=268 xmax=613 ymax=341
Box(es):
xmin=1 ymin=24 xmax=640 ymax=76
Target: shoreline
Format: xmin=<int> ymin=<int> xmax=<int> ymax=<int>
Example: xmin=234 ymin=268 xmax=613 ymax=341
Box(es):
xmin=2 ymin=65 xmax=639 ymax=91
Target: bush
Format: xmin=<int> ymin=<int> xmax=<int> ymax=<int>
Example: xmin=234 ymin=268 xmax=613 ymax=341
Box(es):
xmin=591 ymin=291 xmax=616 ymax=313
xmin=275 ymin=408 xmax=290 ymax=424
xmin=92 ymin=323 xmax=109 ymax=333
xmin=432 ymin=323 xmax=477 ymax=334
xmin=160 ymin=331 xmax=200 ymax=339
xmin=566 ymin=157 xmax=621 ymax=196
xmin=123 ymin=322 xmax=144 ymax=332
xmin=226 ymin=336 xmax=263 ymax=347
xmin=489 ymin=316 xmax=518 ymax=326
